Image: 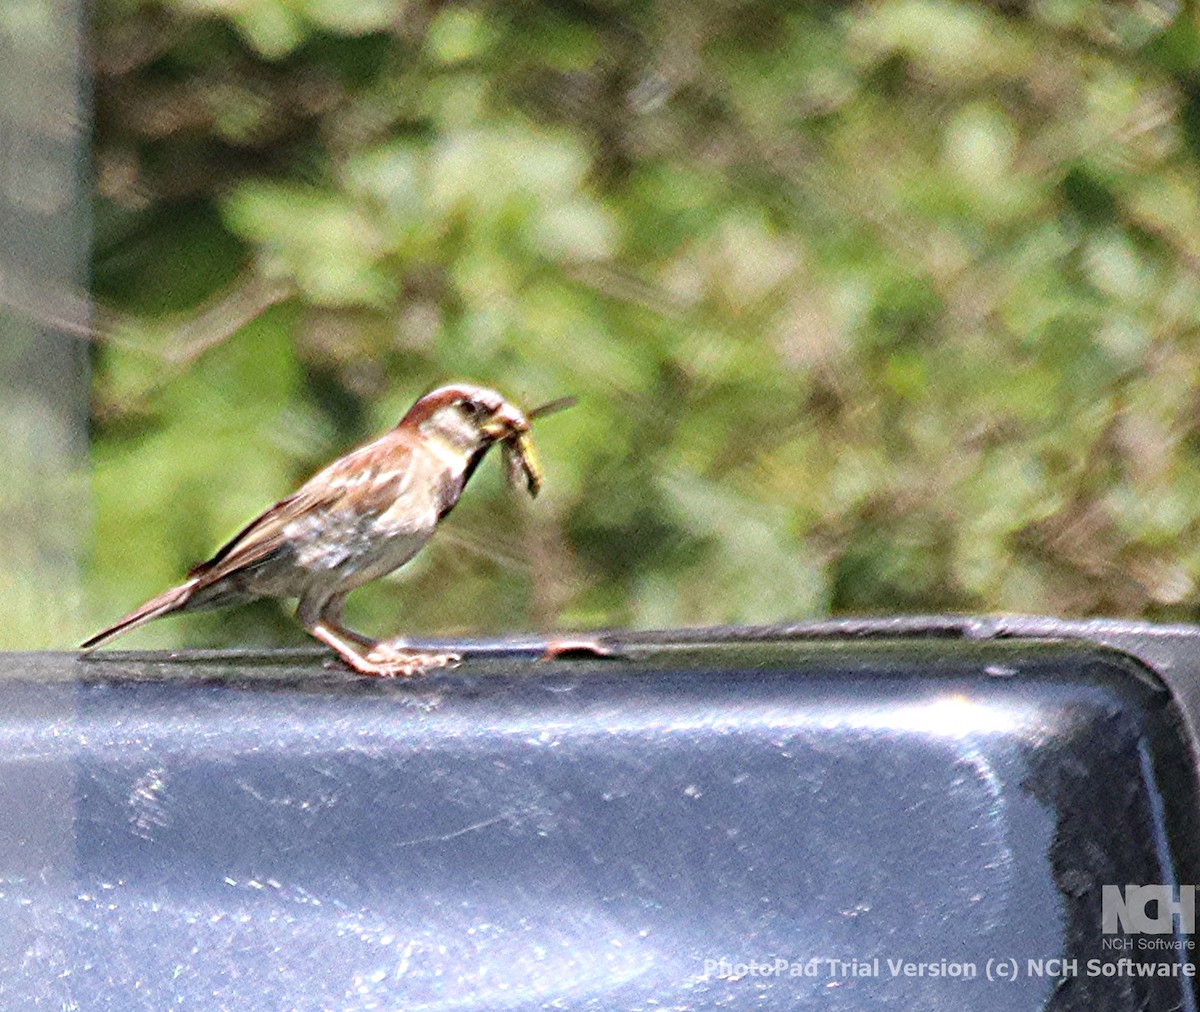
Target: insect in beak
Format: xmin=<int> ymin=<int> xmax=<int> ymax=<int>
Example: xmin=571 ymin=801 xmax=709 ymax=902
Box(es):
xmin=501 ymin=396 xmax=576 ymax=497
xmin=504 ymin=432 xmax=542 ymax=496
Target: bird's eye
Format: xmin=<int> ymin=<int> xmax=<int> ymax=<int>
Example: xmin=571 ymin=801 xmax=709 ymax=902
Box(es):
xmin=461 ymin=399 xmax=480 ymax=417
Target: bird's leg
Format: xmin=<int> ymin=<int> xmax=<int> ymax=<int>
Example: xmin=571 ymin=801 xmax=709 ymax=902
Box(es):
xmin=318 ymin=594 xmax=374 ymax=647
xmin=300 ymin=595 xmax=459 ymax=678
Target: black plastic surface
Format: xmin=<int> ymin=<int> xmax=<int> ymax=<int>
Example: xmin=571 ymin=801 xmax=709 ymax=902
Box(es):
xmin=1 ymin=622 xmax=1199 ymax=1009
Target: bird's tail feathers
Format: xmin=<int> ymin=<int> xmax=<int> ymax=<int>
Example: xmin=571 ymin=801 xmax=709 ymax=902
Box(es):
xmin=79 ymin=580 xmax=198 ymax=652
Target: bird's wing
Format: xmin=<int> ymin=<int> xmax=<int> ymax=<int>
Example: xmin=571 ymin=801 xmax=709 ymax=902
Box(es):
xmin=189 ymin=432 xmax=423 ymax=587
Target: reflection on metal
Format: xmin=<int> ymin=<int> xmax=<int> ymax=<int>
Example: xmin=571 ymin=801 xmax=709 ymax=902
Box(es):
xmin=0 ymin=632 xmax=1195 ymax=1009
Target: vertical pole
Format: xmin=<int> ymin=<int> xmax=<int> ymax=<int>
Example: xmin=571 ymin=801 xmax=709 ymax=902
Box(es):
xmin=0 ymin=0 xmax=91 ymax=648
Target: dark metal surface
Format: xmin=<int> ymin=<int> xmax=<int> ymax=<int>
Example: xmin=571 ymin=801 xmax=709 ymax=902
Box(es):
xmin=1 ymin=619 xmax=1198 ymax=1010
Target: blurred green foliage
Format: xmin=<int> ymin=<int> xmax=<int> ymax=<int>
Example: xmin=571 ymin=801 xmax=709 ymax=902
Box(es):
xmin=81 ymin=0 xmax=1200 ymax=649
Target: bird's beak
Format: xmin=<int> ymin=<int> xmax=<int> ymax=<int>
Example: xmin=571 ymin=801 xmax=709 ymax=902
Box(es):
xmin=481 ymin=403 xmax=529 ymax=441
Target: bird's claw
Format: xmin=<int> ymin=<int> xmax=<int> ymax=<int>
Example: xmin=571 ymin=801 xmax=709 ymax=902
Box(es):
xmin=358 ymin=642 xmax=461 ymax=678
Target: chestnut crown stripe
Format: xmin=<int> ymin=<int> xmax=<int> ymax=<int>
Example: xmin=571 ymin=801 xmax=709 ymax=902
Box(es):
xmin=400 ymin=384 xmax=505 ymax=427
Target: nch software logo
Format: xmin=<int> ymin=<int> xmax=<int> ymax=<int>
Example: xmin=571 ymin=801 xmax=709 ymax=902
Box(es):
xmin=1102 ymin=885 xmax=1196 ymax=935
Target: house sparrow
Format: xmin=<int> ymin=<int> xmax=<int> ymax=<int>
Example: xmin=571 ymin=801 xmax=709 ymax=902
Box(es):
xmin=81 ymin=383 xmax=572 ymax=676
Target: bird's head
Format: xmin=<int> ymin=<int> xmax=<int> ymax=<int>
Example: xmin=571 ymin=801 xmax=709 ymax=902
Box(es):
xmin=400 ymin=383 xmax=568 ymax=496
xmin=402 ymin=384 xmax=529 ymax=452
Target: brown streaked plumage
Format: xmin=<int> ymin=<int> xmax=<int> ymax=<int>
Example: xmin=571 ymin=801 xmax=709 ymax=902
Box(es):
xmin=81 ymin=383 xmax=567 ymax=677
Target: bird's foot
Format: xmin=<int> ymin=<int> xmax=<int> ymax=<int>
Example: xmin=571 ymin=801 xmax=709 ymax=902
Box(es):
xmin=310 ymin=621 xmax=460 ymax=678
xmin=357 ymin=641 xmax=461 ymax=678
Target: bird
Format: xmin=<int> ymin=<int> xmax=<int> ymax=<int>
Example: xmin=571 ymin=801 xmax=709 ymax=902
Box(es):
xmin=81 ymin=383 xmax=571 ymax=676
